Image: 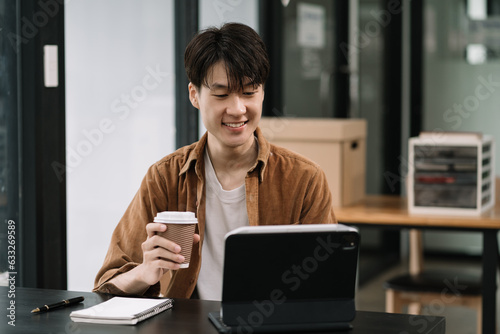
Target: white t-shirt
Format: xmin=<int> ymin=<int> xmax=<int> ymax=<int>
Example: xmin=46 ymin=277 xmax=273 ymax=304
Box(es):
xmin=196 ymin=149 xmax=249 ymax=301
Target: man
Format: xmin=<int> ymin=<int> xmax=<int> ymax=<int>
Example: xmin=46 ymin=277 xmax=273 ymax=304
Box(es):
xmin=94 ymin=23 xmax=336 ymax=300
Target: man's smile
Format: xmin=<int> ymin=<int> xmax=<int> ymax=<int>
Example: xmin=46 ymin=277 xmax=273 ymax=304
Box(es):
xmin=223 ymin=121 xmax=248 ymax=128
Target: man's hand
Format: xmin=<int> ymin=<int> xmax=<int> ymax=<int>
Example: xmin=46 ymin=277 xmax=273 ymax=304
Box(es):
xmin=108 ymin=222 xmax=200 ymax=295
xmin=138 ymin=223 xmax=200 ymax=284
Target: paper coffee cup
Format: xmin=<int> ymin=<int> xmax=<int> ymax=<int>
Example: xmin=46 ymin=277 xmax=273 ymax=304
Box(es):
xmin=154 ymin=211 xmax=198 ymax=268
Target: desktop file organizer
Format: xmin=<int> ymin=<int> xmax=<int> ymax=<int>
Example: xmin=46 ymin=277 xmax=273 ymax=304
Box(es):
xmin=408 ymin=132 xmax=495 ymax=215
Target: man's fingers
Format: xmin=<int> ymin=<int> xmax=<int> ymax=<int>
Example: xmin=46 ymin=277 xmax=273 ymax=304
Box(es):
xmin=148 ymin=258 xmax=181 ymax=271
xmin=144 ymin=246 xmax=185 ymax=265
xmin=146 ymin=222 xmax=167 ymax=238
xmin=142 ymin=234 xmax=181 ymax=254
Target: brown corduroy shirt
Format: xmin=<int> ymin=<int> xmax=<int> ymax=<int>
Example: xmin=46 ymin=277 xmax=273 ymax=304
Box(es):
xmin=93 ymin=127 xmax=337 ymax=298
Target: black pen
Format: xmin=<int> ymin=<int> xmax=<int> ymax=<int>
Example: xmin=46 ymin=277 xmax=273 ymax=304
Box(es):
xmin=31 ymin=296 xmax=85 ymax=313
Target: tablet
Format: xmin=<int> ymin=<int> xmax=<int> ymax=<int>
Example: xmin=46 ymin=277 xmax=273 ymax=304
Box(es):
xmin=210 ymin=223 xmax=360 ymax=333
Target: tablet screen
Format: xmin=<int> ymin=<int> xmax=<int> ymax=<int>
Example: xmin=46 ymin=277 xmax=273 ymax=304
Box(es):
xmin=222 ymin=226 xmax=359 ymax=303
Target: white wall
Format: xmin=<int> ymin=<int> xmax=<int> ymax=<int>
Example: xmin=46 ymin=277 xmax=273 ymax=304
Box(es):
xmin=65 ymin=0 xmax=175 ymax=291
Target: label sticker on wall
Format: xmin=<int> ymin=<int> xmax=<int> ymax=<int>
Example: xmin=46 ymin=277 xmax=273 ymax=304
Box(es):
xmin=44 ymin=45 xmax=58 ymax=87
xmin=297 ymin=3 xmax=325 ymax=49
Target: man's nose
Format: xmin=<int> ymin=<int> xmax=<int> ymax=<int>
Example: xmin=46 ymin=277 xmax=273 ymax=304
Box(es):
xmin=226 ymin=95 xmax=246 ymax=115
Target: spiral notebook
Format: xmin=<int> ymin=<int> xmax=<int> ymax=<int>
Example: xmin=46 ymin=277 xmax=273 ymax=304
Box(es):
xmin=70 ymin=297 xmax=173 ymax=325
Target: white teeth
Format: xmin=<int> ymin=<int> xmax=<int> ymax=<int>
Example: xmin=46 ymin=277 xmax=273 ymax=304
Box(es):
xmin=224 ymin=122 xmax=245 ymax=128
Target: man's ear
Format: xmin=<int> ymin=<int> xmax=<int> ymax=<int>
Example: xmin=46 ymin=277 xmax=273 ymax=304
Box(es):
xmin=188 ymin=82 xmax=200 ymax=109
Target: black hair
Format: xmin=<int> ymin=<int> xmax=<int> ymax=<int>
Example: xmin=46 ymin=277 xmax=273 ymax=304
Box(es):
xmin=184 ymin=22 xmax=270 ymax=92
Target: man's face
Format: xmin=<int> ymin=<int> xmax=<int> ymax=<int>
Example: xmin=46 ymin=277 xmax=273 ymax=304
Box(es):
xmin=189 ymin=62 xmax=264 ymax=151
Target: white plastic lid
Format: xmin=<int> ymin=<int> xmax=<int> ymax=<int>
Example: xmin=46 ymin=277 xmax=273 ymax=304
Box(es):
xmin=153 ymin=211 xmax=197 ymax=224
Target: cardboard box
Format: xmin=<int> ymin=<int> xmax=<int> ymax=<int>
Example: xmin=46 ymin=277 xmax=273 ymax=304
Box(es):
xmin=259 ymin=117 xmax=367 ymax=207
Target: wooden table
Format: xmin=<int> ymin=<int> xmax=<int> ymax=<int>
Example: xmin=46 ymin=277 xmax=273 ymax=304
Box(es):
xmin=334 ymin=195 xmax=500 ymax=334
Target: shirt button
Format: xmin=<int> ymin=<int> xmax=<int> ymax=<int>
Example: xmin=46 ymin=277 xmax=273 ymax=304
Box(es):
xmin=189 ymin=278 xmax=196 ymax=284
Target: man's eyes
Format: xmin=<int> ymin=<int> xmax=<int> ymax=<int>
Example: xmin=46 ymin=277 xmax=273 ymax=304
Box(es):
xmin=212 ymin=91 xmax=256 ymax=98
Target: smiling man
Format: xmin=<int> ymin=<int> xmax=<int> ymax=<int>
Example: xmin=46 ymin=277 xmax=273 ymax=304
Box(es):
xmin=93 ymin=23 xmax=337 ymax=300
